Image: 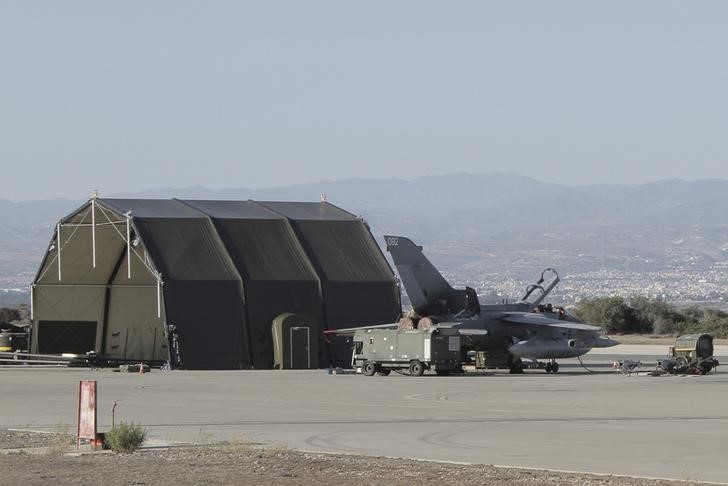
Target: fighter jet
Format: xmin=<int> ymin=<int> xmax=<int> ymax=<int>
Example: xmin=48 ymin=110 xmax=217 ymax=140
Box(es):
xmin=332 ymin=235 xmax=618 ymax=373
xmin=383 ymin=235 xmax=618 ymax=372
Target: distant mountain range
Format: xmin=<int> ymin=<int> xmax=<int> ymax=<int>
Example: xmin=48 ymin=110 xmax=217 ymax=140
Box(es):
xmin=6 ymin=172 xmax=728 ymax=233
xmin=2 ymin=173 xmax=728 ymax=302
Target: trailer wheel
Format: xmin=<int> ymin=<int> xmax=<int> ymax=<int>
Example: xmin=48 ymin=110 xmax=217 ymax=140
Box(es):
xmin=675 ymin=355 xmax=689 ymax=373
xmin=363 ymin=361 xmax=376 ymax=376
xmin=409 ymin=360 xmax=425 ymax=376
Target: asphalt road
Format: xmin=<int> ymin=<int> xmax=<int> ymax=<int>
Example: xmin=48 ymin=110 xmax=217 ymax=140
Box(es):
xmin=1 ymin=348 xmax=727 ymax=483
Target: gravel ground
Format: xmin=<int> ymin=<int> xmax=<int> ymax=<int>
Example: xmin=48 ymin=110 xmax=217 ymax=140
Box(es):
xmin=0 ymin=429 xmax=61 ymax=449
xmin=0 ymin=430 xmax=706 ymax=486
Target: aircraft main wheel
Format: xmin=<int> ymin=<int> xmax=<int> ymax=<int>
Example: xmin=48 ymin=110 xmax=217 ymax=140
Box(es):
xmin=410 ymin=360 xmax=425 ymax=376
xmin=435 ymin=369 xmax=450 ymax=376
xmin=552 ymin=362 xmax=559 ymax=373
xmin=509 ymin=361 xmax=524 ymax=374
xmin=377 ymin=369 xmax=391 ymax=376
xmin=362 ymin=361 xmax=376 ymax=376
xmin=545 ymin=362 xmax=553 ymax=373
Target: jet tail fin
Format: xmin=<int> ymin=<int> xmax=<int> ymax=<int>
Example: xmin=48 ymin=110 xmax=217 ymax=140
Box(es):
xmin=384 ymin=235 xmax=480 ymax=316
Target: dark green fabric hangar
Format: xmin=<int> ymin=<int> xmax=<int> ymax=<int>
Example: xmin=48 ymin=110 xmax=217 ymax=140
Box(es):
xmin=30 ymin=198 xmax=401 ymax=369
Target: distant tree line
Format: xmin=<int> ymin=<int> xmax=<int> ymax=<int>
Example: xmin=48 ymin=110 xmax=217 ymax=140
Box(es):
xmin=572 ymin=296 xmax=728 ymax=338
xmin=0 ymin=307 xmax=20 ymax=324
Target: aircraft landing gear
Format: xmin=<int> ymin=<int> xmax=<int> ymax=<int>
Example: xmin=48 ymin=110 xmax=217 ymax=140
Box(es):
xmin=509 ymin=359 xmax=524 ymax=374
xmin=545 ymin=360 xmax=559 ymax=373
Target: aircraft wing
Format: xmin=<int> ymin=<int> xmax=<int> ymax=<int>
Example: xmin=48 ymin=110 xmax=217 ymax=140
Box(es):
xmin=501 ymin=312 xmax=602 ymax=332
xmin=324 ymin=322 xmax=489 ymax=337
xmin=323 ymin=322 xmax=399 ymax=336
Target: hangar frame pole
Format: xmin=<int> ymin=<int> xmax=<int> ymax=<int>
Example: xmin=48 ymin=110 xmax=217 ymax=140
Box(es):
xmin=57 ymin=223 xmax=62 ymax=281
xmin=125 ymin=212 xmax=131 ymax=279
xmin=91 ymin=192 xmax=97 ymax=268
xmin=96 ymin=203 xmax=158 ymax=279
xmin=156 ymin=273 xmax=162 ymax=318
xmin=34 ymin=283 xmax=157 ymax=289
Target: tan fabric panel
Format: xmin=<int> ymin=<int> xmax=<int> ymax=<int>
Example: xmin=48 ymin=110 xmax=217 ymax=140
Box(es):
xmin=105 ymin=287 xmax=166 ymax=361
xmin=111 ymin=247 xmax=157 ymax=285
xmin=37 ymin=225 xmax=126 ymax=285
xmin=32 ymin=286 xmax=105 ymax=352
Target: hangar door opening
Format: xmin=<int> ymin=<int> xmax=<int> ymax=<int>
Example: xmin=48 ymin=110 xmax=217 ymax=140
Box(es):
xmin=37 ymin=320 xmax=97 ymax=354
xmin=290 ymin=326 xmax=311 ymax=368
xmin=272 ymin=313 xmax=319 ymax=369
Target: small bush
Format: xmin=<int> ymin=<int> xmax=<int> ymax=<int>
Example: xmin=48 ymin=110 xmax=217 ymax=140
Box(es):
xmin=105 ymin=421 xmax=147 ymax=453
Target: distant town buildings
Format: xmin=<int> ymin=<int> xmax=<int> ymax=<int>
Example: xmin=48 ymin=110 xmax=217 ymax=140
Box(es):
xmin=444 ymin=261 xmax=728 ymax=310
xmin=4 ymin=236 xmax=728 ymax=310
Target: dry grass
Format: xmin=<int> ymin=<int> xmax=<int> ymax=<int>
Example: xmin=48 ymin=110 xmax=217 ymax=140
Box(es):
xmin=45 ymin=426 xmax=74 ymax=456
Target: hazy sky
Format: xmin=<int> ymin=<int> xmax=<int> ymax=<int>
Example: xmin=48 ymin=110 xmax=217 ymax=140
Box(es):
xmin=1 ymin=1 xmax=727 ymax=201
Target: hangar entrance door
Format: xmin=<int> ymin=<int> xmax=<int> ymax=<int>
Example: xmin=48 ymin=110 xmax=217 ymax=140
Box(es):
xmin=272 ymin=313 xmax=319 ymax=369
xmin=36 ymin=320 xmax=97 ymax=354
xmin=290 ymin=326 xmax=311 ymax=368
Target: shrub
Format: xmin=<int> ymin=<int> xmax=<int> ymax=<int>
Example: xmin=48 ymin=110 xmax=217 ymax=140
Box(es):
xmin=652 ymin=315 xmax=681 ymax=335
xmin=0 ymin=307 xmax=20 ymax=324
xmin=105 ymin=421 xmax=147 ymax=453
xmin=574 ymin=295 xmax=728 ymax=338
xmin=573 ymin=296 xmax=642 ymax=333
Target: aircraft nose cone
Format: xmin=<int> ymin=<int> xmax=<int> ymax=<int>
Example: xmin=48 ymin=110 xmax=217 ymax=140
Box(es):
xmin=596 ymin=337 xmax=620 ymax=348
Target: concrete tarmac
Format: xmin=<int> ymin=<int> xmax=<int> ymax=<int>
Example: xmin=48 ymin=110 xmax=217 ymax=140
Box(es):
xmin=1 ymin=351 xmax=727 ymax=483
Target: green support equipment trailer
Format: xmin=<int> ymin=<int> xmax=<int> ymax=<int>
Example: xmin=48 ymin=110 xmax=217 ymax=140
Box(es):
xmin=352 ymin=327 xmax=462 ymax=376
xmin=658 ymin=333 xmax=719 ymax=375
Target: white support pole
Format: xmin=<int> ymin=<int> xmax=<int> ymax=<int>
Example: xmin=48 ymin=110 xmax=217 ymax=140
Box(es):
xmin=156 ymin=274 xmax=161 ymax=318
xmin=91 ymin=196 xmax=97 ymax=268
xmin=30 ymin=285 xmax=34 ymax=320
xmin=57 ymin=223 xmax=62 ymax=281
xmin=126 ymin=215 xmax=131 ymax=279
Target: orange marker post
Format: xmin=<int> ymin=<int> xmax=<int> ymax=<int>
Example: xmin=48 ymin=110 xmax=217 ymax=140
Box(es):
xmin=77 ymin=380 xmax=97 ymax=449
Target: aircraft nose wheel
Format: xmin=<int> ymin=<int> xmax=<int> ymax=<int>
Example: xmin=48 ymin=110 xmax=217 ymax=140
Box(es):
xmin=509 ymin=360 xmax=524 ymax=374
xmin=545 ymin=361 xmax=559 ymax=373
